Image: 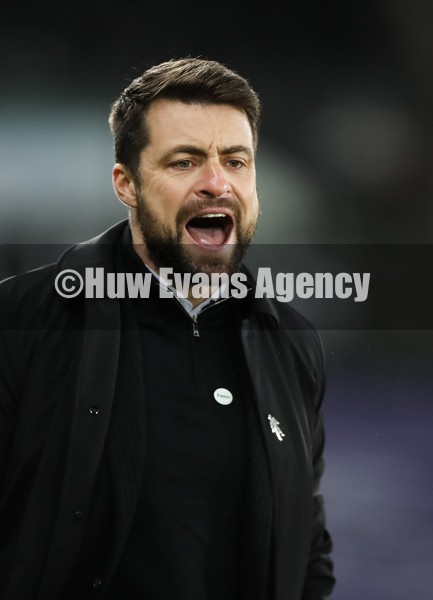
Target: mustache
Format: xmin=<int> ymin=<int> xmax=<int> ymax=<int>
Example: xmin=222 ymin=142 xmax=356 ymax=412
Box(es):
xmin=176 ymin=197 xmax=241 ymax=225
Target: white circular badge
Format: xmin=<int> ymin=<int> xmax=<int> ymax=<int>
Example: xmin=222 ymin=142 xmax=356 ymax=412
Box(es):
xmin=213 ymin=388 xmax=233 ymax=405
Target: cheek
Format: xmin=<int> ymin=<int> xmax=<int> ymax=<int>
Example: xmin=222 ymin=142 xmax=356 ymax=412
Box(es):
xmin=164 ymin=187 xmax=196 ymax=225
xmin=157 ymin=176 xmax=187 ymax=203
xmin=244 ymin=189 xmax=259 ymax=214
xmin=142 ymin=179 xmax=180 ymax=216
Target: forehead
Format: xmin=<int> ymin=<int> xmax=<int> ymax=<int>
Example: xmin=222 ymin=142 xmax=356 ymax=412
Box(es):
xmin=145 ymin=99 xmax=254 ymax=151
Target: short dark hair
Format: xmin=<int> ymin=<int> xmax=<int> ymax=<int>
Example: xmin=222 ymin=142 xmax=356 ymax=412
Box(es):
xmin=108 ymin=57 xmax=261 ymax=177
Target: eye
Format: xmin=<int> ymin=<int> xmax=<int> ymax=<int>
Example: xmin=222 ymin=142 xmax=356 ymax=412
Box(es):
xmin=226 ymin=159 xmax=245 ymax=169
xmin=173 ymin=159 xmax=193 ymax=169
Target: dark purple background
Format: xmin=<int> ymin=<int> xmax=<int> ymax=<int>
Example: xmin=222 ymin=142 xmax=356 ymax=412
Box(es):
xmin=322 ymin=331 xmax=433 ymax=599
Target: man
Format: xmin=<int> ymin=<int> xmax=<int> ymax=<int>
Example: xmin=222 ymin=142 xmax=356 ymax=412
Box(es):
xmin=0 ymin=57 xmax=335 ymax=599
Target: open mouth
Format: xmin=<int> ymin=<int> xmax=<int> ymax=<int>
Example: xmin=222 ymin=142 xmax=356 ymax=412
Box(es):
xmin=185 ymin=213 xmax=234 ymax=249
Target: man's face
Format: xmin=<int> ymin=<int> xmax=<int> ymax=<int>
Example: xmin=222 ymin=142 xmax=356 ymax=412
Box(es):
xmin=134 ymin=99 xmax=260 ymax=275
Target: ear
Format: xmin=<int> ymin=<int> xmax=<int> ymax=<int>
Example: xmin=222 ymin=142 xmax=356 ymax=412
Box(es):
xmin=112 ymin=163 xmax=138 ymax=208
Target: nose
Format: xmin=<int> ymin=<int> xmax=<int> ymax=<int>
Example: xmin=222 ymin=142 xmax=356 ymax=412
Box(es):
xmin=194 ymin=162 xmax=231 ymax=198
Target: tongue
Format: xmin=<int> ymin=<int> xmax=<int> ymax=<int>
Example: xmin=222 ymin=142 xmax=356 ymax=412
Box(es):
xmin=187 ymin=225 xmax=226 ymax=246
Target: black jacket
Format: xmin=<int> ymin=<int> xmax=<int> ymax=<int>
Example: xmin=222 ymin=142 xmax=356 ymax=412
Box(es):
xmin=0 ymin=220 xmax=335 ymax=600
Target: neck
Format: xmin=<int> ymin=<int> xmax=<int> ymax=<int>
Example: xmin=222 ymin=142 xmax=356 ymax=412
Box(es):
xmin=128 ymin=218 xmax=213 ymax=308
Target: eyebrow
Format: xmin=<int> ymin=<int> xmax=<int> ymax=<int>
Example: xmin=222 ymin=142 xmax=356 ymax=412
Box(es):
xmin=162 ymin=144 xmax=254 ymax=161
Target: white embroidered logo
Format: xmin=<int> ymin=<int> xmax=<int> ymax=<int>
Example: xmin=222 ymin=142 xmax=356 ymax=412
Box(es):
xmin=268 ymin=414 xmax=285 ymax=441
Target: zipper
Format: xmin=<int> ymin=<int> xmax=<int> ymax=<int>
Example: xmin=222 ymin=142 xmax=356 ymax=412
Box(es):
xmin=189 ymin=283 xmax=254 ymax=338
xmin=152 ymin=273 xmax=253 ymax=339
xmin=192 ymin=314 xmax=200 ymax=338
xmin=189 ymin=294 xmax=236 ymax=338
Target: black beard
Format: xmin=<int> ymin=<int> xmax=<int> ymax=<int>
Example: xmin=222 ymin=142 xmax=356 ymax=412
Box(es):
xmin=135 ymin=193 xmax=257 ymax=276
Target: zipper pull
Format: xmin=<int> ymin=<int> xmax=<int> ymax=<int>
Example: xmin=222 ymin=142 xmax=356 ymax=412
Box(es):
xmin=192 ymin=314 xmax=200 ymax=338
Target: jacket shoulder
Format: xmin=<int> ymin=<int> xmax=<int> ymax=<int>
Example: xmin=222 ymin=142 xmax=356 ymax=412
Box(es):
xmin=271 ymin=300 xmax=325 ymax=396
xmin=0 ymin=263 xmax=56 ymax=310
xmin=0 ymin=220 xmax=128 ymax=328
xmin=0 ymin=262 xmax=56 ymax=296
xmin=268 ymin=299 xmax=324 ymax=364
xmin=0 ymin=263 xmax=74 ymax=331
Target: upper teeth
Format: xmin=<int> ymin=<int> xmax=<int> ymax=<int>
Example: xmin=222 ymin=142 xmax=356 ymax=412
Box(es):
xmin=202 ymin=213 xmax=225 ymax=218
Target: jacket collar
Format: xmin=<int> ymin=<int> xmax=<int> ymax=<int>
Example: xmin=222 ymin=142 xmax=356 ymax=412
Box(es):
xmin=241 ymin=264 xmax=280 ymax=329
xmin=246 ymin=291 xmax=280 ymax=328
xmin=54 ymin=218 xmax=281 ymax=328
